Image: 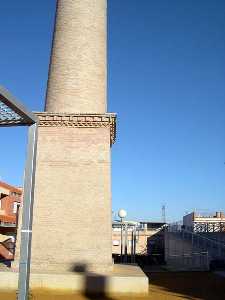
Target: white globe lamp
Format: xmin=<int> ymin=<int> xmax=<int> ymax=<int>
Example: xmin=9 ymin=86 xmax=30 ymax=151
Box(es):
xmin=118 ymin=209 xmax=127 ymax=220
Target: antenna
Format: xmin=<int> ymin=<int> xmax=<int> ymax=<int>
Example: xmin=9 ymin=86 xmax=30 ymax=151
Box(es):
xmin=162 ymin=204 xmax=166 ymax=223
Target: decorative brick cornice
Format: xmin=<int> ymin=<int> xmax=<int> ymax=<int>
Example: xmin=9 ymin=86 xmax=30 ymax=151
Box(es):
xmin=34 ymin=112 xmax=116 ymax=145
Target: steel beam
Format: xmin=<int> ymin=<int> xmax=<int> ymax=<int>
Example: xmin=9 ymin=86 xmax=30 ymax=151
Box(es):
xmin=17 ymin=124 xmax=38 ymax=300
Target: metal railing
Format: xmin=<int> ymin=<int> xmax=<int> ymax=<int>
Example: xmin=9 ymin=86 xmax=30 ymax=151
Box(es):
xmin=167 ymin=226 xmax=225 ymax=261
xmin=166 ymin=251 xmax=209 ymax=271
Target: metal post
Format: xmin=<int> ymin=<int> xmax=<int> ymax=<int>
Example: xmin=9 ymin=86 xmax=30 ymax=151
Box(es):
xmin=124 ymin=223 xmax=128 ymax=263
xmin=120 ymin=219 xmax=123 ymax=263
xmin=131 ymin=228 xmax=134 ymax=263
xmin=17 ymin=124 xmax=38 ymax=300
xmin=133 ymin=226 xmax=136 ymax=263
xmin=206 ymin=251 xmax=209 ymax=270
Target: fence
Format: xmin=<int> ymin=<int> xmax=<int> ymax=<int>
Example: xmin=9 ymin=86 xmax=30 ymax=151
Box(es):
xmin=165 ymin=227 xmax=225 ymax=270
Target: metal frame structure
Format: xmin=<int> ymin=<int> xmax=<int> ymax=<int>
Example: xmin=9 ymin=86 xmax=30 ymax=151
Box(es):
xmin=0 ymin=86 xmax=38 ymax=300
xmin=113 ymin=220 xmax=138 ymax=263
xmin=193 ymin=221 xmax=225 ymax=233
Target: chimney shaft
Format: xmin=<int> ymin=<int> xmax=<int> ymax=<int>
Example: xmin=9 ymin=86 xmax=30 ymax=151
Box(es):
xmin=45 ymin=0 xmax=107 ymax=113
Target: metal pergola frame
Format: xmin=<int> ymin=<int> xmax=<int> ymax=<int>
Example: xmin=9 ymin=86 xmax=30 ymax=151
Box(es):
xmin=0 ymin=86 xmax=38 ymax=300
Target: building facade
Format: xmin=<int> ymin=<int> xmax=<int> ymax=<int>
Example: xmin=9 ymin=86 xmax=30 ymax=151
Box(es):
xmin=0 ymin=181 xmax=22 ymax=232
xmin=183 ymin=211 xmax=225 ymax=232
xmin=0 ymin=181 xmax=22 ymax=262
xmin=112 ymin=221 xmax=165 ymax=257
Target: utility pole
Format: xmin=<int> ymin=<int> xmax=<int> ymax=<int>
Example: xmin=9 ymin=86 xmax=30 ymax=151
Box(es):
xmin=162 ymin=204 xmax=166 ymax=223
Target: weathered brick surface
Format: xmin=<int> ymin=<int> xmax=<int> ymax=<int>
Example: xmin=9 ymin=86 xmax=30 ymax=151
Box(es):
xmin=45 ymin=0 xmax=107 ymax=113
xmin=30 ymin=126 xmax=112 ymax=273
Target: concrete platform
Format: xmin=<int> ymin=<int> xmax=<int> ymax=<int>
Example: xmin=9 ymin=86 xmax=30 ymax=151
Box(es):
xmin=0 ymin=264 xmax=149 ymax=295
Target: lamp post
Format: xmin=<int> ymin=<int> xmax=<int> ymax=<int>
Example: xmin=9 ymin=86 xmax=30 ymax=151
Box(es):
xmin=118 ymin=209 xmax=127 ymax=263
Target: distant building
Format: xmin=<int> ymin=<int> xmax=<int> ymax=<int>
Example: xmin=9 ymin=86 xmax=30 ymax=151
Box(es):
xmin=0 ymin=181 xmax=22 ymax=199
xmin=0 ymin=181 xmax=22 ymax=262
xmin=112 ymin=220 xmax=165 ymax=256
xmin=183 ymin=211 xmax=225 ymax=232
xmin=0 ymin=181 xmax=22 ymax=235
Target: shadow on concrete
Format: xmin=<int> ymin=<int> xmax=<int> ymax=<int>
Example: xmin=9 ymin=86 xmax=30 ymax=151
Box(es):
xmin=71 ymin=263 xmax=115 ymax=300
xmin=143 ymin=270 xmax=225 ymax=300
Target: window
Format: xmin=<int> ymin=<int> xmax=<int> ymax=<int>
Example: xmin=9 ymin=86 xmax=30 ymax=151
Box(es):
xmin=13 ymin=202 xmax=18 ymax=214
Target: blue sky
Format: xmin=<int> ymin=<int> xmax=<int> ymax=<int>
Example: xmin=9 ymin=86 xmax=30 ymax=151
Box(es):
xmin=1 ymin=0 xmax=225 ymax=222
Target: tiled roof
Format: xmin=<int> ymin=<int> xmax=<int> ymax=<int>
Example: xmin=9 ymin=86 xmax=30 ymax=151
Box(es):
xmin=0 ymin=181 xmax=22 ymax=194
xmin=0 ymin=195 xmax=21 ymax=203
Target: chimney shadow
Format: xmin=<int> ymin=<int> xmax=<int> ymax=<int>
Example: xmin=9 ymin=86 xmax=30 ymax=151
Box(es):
xmin=71 ymin=263 xmax=115 ymax=300
xmin=71 ymin=263 xmax=87 ymax=273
